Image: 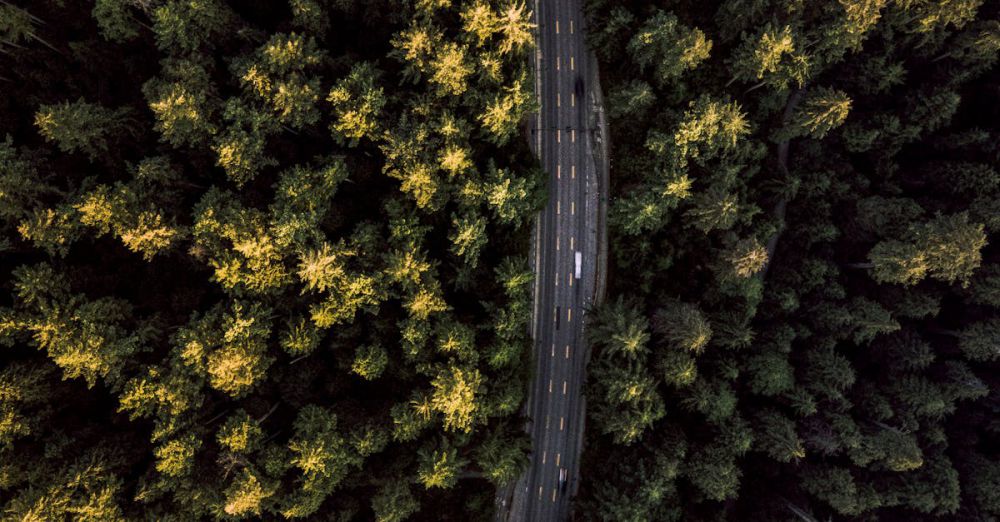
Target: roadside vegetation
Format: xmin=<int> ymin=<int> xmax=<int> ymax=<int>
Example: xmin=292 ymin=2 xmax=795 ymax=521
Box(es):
xmin=580 ymin=0 xmax=1000 ymax=519
xmin=0 ymin=0 xmax=541 ymax=519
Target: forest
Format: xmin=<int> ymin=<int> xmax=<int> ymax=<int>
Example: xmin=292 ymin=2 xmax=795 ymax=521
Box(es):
xmin=0 ymin=0 xmax=542 ymax=520
xmin=578 ymin=0 xmax=999 ymax=520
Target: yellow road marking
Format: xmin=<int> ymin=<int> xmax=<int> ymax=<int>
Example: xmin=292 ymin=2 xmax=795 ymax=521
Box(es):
xmin=563 ymin=381 xmax=567 ymax=394
xmin=571 ymin=201 xmax=575 ymax=214
xmin=542 ymin=450 xmax=547 ymax=464
xmin=556 ymin=56 xmax=560 ymax=70
xmin=538 ymin=486 xmax=543 ymax=500
xmin=549 ymin=379 xmax=552 ymax=393
xmin=569 ymin=272 xmax=573 ymax=287
xmin=557 ymin=129 xmax=561 ymax=143
xmin=560 ymin=417 xmax=565 ymax=431
xmin=552 ymin=489 xmax=557 ymax=502
xmin=570 ymin=20 xmax=574 ymax=34
xmin=556 ymin=453 xmax=561 ymax=466
xmin=571 ymin=129 xmax=576 ymax=142
xmin=555 ymin=20 xmax=559 ymax=34
xmin=557 ymin=201 xmax=560 ymax=214
xmin=571 ymin=165 xmax=576 ymax=178
xmin=571 ymin=92 xmax=576 ymax=107
xmin=557 ymin=92 xmax=561 ymax=107
xmin=565 ymin=345 xmax=570 ymax=358
xmin=551 ymin=343 xmax=555 ymax=357
xmin=557 ymin=164 xmax=561 ymax=179
xmin=568 ymin=308 xmax=572 ymax=323
xmin=570 ymin=56 xmax=575 ymax=70
xmin=570 ymin=236 xmax=574 ymax=249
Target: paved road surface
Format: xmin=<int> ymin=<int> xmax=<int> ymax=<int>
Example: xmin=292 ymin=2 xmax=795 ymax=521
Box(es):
xmin=497 ymin=0 xmax=603 ymax=520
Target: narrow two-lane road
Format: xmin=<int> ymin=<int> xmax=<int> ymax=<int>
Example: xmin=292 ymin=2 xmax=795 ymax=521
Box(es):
xmin=499 ymin=0 xmax=605 ymax=520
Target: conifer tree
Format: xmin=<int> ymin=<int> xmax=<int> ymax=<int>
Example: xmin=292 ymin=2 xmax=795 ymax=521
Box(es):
xmin=34 ymin=100 xmax=130 ymax=160
xmin=627 ymin=10 xmax=711 ymax=86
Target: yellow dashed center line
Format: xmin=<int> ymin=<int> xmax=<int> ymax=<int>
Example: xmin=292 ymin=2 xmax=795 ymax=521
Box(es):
xmin=565 ymin=345 xmax=570 ymax=358
xmin=571 ymin=201 xmax=575 ymax=214
xmin=563 ymin=381 xmax=567 ymax=395
xmin=560 ymin=417 xmax=565 ymax=431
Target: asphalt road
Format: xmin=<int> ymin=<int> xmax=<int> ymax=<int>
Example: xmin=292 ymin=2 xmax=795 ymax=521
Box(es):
xmin=498 ymin=0 xmax=601 ymax=520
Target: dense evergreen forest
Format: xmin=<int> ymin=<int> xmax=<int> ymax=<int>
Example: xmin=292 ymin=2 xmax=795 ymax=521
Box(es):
xmin=579 ymin=0 xmax=999 ymax=520
xmin=0 ymin=0 xmax=542 ymax=519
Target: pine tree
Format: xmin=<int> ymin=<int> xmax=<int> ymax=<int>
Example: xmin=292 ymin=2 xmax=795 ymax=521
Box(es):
xmin=327 ymin=62 xmax=386 ymax=145
xmin=868 ymin=212 xmax=987 ymax=287
xmin=34 ymin=100 xmax=130 ymax=160
xmin=223 ymin=468 xmax=277 ymax=518
xmin=352 ymin=344 xmax=388 ymax=380
xmin=474 ymin=426 xmax=529 ymax=486
xmin=653 ymin=300 xmax=712 ymax=354
xmin=371 ymin=482 xmax=419 ymax=522
xmin=4 ymin=264 xmax=153 ymax=388
xmin=0 ymin=136 xmax=51 ymax=223
xmin=282 ymin=405 xmax=362 ymax=517
xmin=729 ymin=24 xmax=811 ymax=91
xmin=483 ymin=162 xmax=545 ymax=226
xmin=152 ymin=0 xmax=236 ymax=54
xmin=957 ymin=319 xmax=1000 ymax=362
xmin=607 ymin=79 xmax=656 ymax=120
xmin=479 ymin=73 xmax=534 ymax=145
xmin=586 ymin=298 xmax=650 ymax=360
xmin=142 ymin=56 xmax=220 ymax=148
xmin=417 ymin=440 xmax=467 ymax=489
xmin=627 ymin=11 xmax=712 ymax=86
xmin=449 ymin=211 xmax=488 ymax=267
xmin=92 ymin=0 xmax=143 ymax=42
xmin=496 ymin=1 xmax=534 ymax=56
xmin=752 ymin=409 xmax=804 ymax=462
xmin=780 ymin=86 xmax=852 ymax=140
xmin=430 ymin=41 xmax=472 ymax=97
xmin=430 ymin=365 xmax=483 ymax=433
